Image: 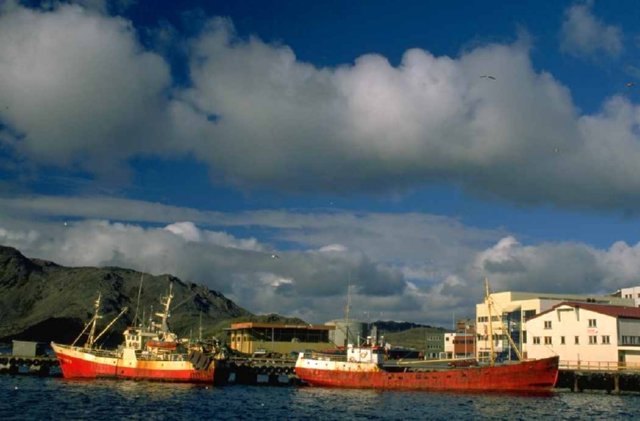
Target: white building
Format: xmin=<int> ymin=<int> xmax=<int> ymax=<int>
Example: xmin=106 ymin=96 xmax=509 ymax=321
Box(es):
xmin=475 ymin=291 xmax=633 ymax=361
xmin=619 ymin=286 xmax=640 ymax=307
xmin=443 ymin=333 xmax=455 ymax=359
xmin=526 ymin=302 xmax=640 ymax=366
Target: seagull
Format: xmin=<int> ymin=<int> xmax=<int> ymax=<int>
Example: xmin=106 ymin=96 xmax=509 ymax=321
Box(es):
xmin=63 ymin=221 xmax=68 ymax=227
xmin=480 ymin=75 xmax=496 ymax=80
xmin=626 ymin=82 xmax=636 ymax=88
xmin=270 ymin=254 xmax=280 ymax=259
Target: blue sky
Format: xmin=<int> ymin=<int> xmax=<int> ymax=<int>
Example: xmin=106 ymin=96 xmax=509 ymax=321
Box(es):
xmin=2 ymin=0 xmax=640 ymax=326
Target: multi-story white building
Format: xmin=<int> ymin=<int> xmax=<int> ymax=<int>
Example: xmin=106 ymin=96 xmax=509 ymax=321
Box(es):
xmin=526 ymin=302 xmax=640 ymax=366
xmin=618 ymin=286 xmax=640 ymax=307
xmin=475 ymin=291 xmax=634 ymax=361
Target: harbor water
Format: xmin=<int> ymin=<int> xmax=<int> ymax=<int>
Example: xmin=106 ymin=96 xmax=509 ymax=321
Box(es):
xmin=0 ymin=375 xmax=638 ymax=420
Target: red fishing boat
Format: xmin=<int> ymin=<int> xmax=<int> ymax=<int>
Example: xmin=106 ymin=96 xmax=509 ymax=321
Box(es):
xmin=295 ymin=345 xmax=558 ymax=392
xmin=51 ymin=284 xmax=220 ymax=383
xmin=296 ymin=279 xmax=559 ymax=392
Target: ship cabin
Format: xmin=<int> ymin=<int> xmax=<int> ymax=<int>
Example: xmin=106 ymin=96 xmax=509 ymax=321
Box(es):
xmin=347 ymin=344 xmax=384 ymax=364
xmin=123 ymin=327 xmax=158 ymax=352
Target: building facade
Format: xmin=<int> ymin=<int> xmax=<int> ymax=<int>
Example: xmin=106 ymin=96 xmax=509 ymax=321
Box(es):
xmin=525 ymin=302 xmax=640 ymax=366
xmin=475 ymin=291 xmax=634 ymax=361
xmin=443 ymin=319 xmax=475 ymax=359
xmin=618 ymin=286 xmax=640 ymax=307
xmin=226 ymin=322 xmax=334 ymax=355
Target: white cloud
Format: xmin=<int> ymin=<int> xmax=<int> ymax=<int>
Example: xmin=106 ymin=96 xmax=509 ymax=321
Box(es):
xmin=1 ymin=199 xmax=640 ymax=325
xmin=173 ymin=19 xmax=640 ymax=210
xmin=318 ymin=244 xmax=348 ymax=253
xmin=472 ymin=235 xmax=640 ymax=295
xmin=559 ymin=1 xmax=623 ymax=58
xmin=2 ymin=7 xmax=640 ymax=209
xmin=0 ymin=3 xmax=173 ymax=177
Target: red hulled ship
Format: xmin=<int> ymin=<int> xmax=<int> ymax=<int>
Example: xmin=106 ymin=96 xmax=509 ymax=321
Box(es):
xmin=295 ymin=345 xmax=559 ymax=392
xmin=295 ymin=279 xmax=559 ymax=392
xmin=51 ymin=284 xmax=219 ymax=383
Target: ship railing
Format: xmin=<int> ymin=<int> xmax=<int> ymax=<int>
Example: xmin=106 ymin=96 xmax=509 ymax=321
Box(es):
xmin=84 ymin=348 xmax=118 ymax=358
xmin=560 ymin=360 xmax=640 ymax=372
xmin=136 ymin=352 xmax=186 ymax=362
xmin=305 ymin=351 xmax=347 ymax=362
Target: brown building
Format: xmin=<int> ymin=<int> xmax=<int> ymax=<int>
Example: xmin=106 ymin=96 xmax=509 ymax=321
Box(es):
xmin=226 ymin=322 xmax=334 ymax=355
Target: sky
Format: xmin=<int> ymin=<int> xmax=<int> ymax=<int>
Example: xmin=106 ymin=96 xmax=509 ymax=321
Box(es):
xmin=2 ymin=0 xmax=640 ymax=327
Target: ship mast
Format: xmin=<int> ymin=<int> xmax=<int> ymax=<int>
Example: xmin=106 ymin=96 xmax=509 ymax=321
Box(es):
xmin=133 ymin=272 xmax=144 ymax=327
xmin=344 ymin=275 xmax=352 ymax=347
xmin=484 ymin=279 xmax=495 ymax=367
xmin=154 ymin=283 xmax=173 ymax=337
xmin=85 ymin=293 xmax=103 ymax=349
xmin=484 ymin=278 xmax=523 ymax=364
xmin=71 ymin=292 xmax=102 ymax=347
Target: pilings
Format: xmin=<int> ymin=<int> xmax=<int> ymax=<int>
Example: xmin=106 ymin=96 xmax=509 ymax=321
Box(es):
xmin=220 ymin=357 xmax=302 ymax=386
xmin=0 ymin=355 xmax=60 ymax=377
xmin=557 ymin=370 xmax=639 ymax=393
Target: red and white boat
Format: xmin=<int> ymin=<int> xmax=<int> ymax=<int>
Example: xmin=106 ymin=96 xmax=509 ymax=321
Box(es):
xmin=51 ymin=284 xmax=219 ymax=383
xmin=295 ymin=345 xmax=559 ymax=392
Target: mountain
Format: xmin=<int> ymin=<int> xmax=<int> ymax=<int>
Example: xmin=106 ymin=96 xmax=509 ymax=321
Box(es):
xmin=0 ymin=245 xmax=254 ymax=346
xmin=373 ymin=320 xmax=441 ymax=333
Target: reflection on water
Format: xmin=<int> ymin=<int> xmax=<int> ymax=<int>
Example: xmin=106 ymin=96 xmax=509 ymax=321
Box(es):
xmin=1 ymin=376 xmax=638 ymax=420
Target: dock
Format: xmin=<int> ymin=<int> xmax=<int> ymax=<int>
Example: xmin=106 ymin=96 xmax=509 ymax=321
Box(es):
xmin=555 ymin=361 xmax=640 ymax=393
xmin=0 ymin=354 xmax=60 ymax=376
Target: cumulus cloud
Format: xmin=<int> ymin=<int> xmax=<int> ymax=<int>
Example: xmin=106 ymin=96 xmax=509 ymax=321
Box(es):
xmin=0 ymin=3 xmax=173 ymax=177
xmin=2 ymin=6 xmax=640 ymax=209
xmin=1 ymin=198 xmax=639 ymax=324
xmin=173 ymin=18 xmax=640 ymax=210
xmin=0 ymin=195 xmax=507 ymax=324
xmin=0 ymin=217 xmax=413 ymax=323
xmin=473 ymin=236 xmax=640 ymax=295
xmin=559 ymin=1 xmax=623 ymax=58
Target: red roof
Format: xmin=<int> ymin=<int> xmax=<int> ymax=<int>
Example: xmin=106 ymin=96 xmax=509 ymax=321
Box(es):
xmin=531 ymin=301 xmax=640 ymax=320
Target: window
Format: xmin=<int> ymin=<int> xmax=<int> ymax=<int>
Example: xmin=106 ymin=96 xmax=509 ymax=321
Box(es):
xmin=523 ymin=310 xmax=537 ymax=320
xmin=491 ymin=316 xmax=500 ymax=322
xmin=533 ymin=337 xmax=540 ymax=345
xmin=589 ymin=335 xmax=597 ymax=344
xmin=544 ymin=320 xmax=552 ymax=329
xmin=544 ymin=336 xmax=552 ymax=345
xmin=560 ymin=336 xmax=565 ymax=345
xmin=588 ymin=319 xmax=597 ymax=328
xmin=575 ymin=336 xmax=579 ymax=344
xmin=602 ymin=335 xmax=610 ymax=344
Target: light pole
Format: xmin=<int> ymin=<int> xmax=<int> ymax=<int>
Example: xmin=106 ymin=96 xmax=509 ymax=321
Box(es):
xmin=464 ymin=323 xmax=467 ymax=358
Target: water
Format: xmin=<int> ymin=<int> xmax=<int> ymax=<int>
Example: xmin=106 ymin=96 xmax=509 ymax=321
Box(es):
xmin=0 ymin=376 xmax=637 ymax=420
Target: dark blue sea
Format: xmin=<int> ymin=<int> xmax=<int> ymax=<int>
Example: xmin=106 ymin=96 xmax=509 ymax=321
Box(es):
xmin=0 ymin=376 xmax=638 ymax=420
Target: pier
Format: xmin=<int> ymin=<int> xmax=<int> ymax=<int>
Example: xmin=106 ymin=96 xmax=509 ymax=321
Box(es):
xmin=556 ymin=361 xmax=640 ymax=393
xmin=0 ymin=354 xmax=60 ymax=376
xmin=221 ymin=356 xmax=300 ymax=386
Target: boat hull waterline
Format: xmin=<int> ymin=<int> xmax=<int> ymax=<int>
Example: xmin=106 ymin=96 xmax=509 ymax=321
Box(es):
xmin=295 ymin=355 xmax=559 ymax=392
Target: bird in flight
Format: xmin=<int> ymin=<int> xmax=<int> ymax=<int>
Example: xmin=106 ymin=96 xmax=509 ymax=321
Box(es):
xmin=271 ymin=254 xmax=280 ymax=259
xmin=480 ymin=75 xmax=496 ymax=80
xmin=626 ymin=82 xmax=636 ymax=88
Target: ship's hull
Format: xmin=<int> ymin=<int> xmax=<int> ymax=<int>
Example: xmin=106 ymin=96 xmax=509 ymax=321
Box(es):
xmin=51 ymin=343 xmax=215 ymax=383
xmin=295 ymin=356 xmax=559 ymax=392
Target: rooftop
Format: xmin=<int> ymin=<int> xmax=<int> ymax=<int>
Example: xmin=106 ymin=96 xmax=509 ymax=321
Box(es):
xmin=530 ymin=301 xmax=640 ymax=320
